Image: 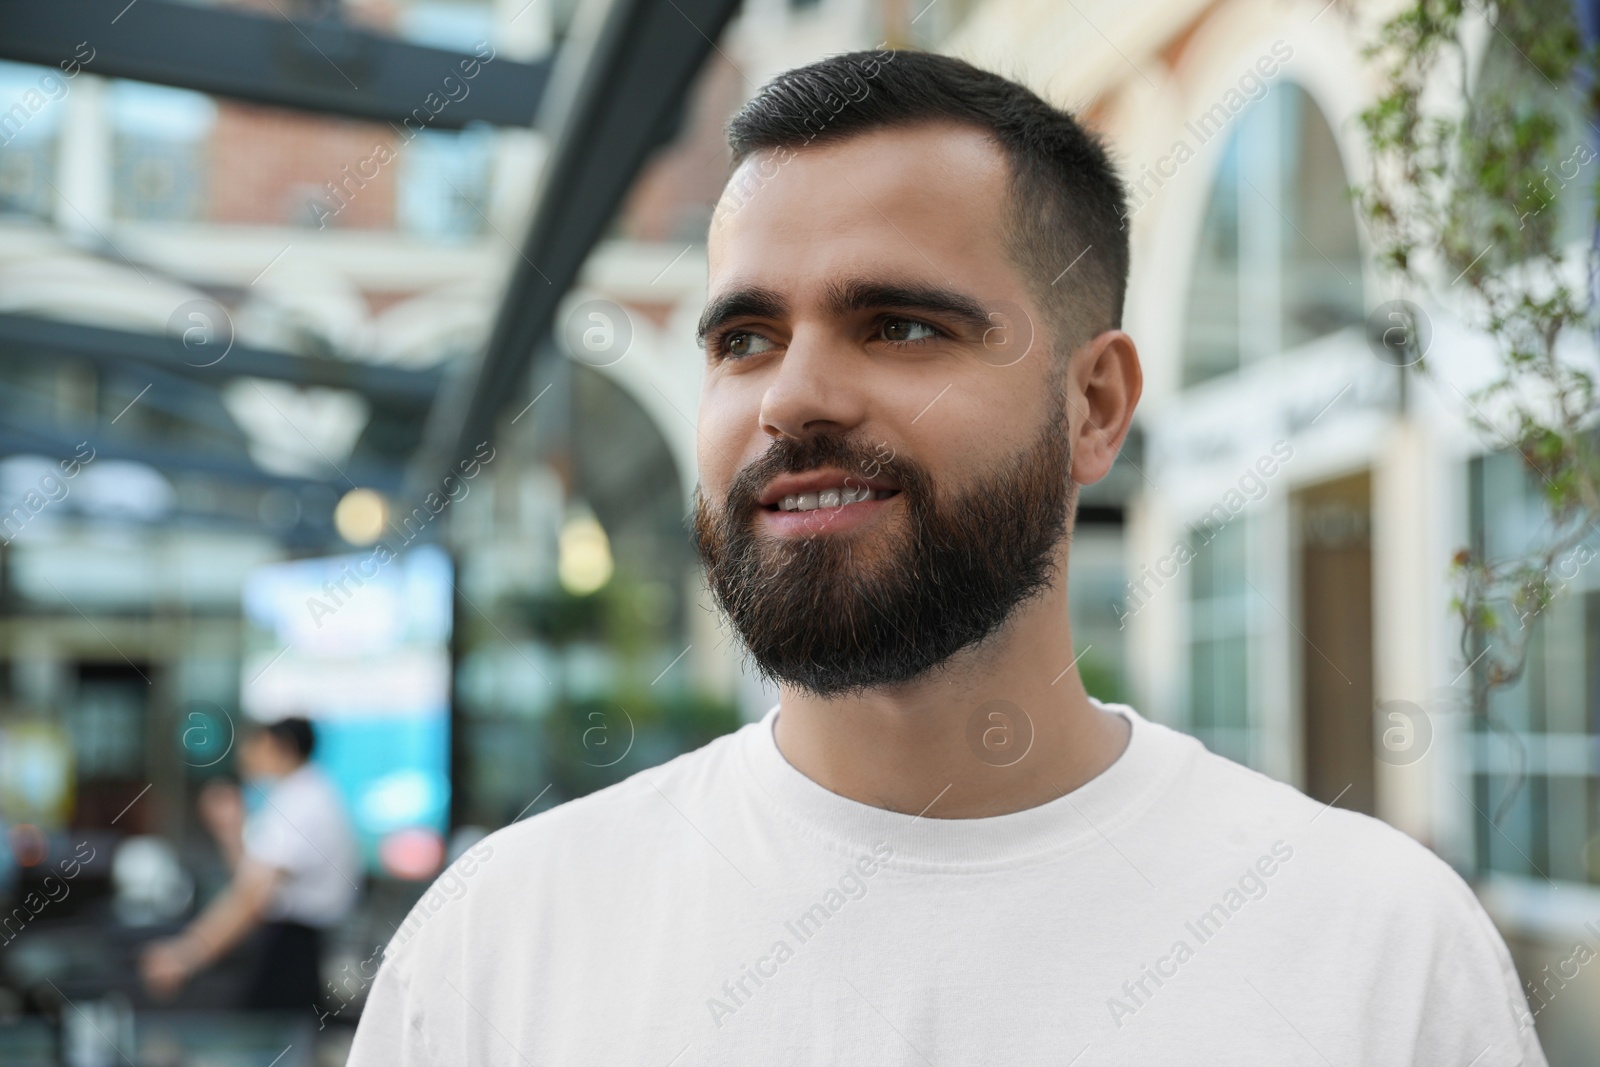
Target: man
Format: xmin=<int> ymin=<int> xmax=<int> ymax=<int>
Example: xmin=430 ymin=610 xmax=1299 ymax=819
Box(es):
xmin=350 ymin=51 xmax=1546 ymax=1064
xmin=142 ymin=716 xmax=360 ymax=1010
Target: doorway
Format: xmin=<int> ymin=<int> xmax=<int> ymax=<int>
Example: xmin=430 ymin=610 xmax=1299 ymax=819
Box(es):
xmin=1296 ymin=472 xmax=1376 ymax=815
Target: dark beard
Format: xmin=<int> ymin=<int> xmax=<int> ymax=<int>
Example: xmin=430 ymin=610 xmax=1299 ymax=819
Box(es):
xmin=690 ymin=410 xmax=1074 ymax=698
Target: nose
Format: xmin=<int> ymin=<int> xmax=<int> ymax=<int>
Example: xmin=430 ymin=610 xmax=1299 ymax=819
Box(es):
xmin=757 ymin=328 xmax=867 ymax=442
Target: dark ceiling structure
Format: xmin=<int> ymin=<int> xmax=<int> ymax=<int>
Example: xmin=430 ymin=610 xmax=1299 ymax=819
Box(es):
xmin=0 ymin=0 xmax=552 ymax=127
xmin=412 ymin=0 xmax=741 ymax=504
xmin=0 ymin=0 xmax=740 ymax=534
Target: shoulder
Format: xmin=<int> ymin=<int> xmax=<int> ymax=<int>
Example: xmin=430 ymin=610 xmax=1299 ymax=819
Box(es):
xmin=1168 ymin=743 xmax=1539 ymax=1058
xmin=1155 ymin=724 xmax=1480 ymax=909
xmin=273 ymin=764 xmax=342 ymax=812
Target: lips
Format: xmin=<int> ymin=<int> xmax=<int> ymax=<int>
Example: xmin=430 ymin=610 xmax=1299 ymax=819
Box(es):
xmin=756 ymin=468 xmax=901 ymax=509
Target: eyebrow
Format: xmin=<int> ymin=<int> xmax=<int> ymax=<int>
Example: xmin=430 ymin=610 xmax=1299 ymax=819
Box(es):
xmin=823 ymin=279 xmax=993 ymax=335
xmin=696 ymin=286 xmax=788 ymax=345
xmin=695 ymin=278 xmax=995 ymax=344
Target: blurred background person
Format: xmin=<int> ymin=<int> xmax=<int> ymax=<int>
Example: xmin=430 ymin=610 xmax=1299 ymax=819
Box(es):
xmin=139 ymin=717 xmax=360 ymax=1010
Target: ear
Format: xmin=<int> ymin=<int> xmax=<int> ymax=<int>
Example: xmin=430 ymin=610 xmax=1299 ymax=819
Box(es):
xmin=1065 ymin=330 xmax=1141 ymax=486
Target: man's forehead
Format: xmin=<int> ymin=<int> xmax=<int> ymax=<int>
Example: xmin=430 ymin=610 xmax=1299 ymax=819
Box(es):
xmin=707 ymin=122 xmax=1013 ymax=291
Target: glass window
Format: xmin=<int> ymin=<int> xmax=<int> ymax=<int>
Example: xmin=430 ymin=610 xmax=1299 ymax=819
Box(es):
xmin=1464 ymin=4 xmax=1596 ymax=258
xmin=108 ymin=80 xmax=215 ymax=222
xmin=1179 ymin=82 xmax=1365 ymax=388
xmin=1466 ymin=451 xmax=1600 ymax=887
xmin=0 ymin=61 xmax=68 ymax=221
xmin=397 ymin=125 xmax=494 ymax=240
xmin=1067 ymin=525 xmax=1128 ymax=705
xmin=1185 ymin=517 xmax=1257 ymax=766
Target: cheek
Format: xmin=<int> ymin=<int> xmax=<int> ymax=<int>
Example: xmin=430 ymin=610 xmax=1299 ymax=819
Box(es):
xmin=696 ymin=378 xmax=754 ymax=492
xmin=909 ymin=380 xmax=1035 ymax=459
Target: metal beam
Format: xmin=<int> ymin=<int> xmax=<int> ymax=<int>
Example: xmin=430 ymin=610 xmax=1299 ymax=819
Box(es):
xmin=0 ymin=313 xmax=442 ymax=403
xmin=0 ymin=0 xmax=549 ymax=129
xmin=2 ymin=347 xmax=249 ymax=443
xmin=0 ymin=419 xmax=405 ymax=494
xmin=412 ymin=0 xmax=740 ymax=497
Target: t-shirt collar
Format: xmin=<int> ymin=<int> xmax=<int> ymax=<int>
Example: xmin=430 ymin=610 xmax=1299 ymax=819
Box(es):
xmin=737 ymin=695 xmax=1195 ymax=872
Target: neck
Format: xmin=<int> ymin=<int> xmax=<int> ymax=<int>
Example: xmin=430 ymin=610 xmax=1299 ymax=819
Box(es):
xmin=771 ymin=558 xmax=1130 ymax=820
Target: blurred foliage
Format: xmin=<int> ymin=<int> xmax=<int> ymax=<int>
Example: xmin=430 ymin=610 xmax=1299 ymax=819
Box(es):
xmin=1360 ymin=0 xmax=1600 ymax=703
xmin=518 ymin=582 xmax=614 ymax=645
xmin=542 ymin=693 xmax=741 ymax=799
xmin=1079 ymin=653 xmax=1127 ymax=708
xmin=510 ymin=573 xmax=740 ymax=805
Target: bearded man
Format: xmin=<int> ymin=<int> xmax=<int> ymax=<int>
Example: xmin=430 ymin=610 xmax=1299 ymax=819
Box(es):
xmin=350 ymin=50 xmax=1545 ymax=1066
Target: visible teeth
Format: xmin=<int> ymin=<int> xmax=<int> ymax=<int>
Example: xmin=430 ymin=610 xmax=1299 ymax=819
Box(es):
xmin=778 ymin=485 xmax=880 ymax=512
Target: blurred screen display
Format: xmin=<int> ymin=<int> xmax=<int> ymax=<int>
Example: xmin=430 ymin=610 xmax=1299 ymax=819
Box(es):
xmin=240 ymin=545 xmax=452 ymax=875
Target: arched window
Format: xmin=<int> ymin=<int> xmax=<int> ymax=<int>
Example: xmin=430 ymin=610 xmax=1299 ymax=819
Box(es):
xmin=1180 ymin=82 xmax=1364 ymax=388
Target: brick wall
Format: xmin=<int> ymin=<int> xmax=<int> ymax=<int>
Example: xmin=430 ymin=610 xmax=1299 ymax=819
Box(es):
xmin=621 ymin=51 xmax=746 ymax=242
xmin=208 ymin=102 xmax=398 ymax=228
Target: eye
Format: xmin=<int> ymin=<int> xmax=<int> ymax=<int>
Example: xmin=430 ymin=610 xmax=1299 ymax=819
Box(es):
xmin=719 ymin=330 xmax=776 ymax=359
xmin=879 ymin=317 xmax=938 ymax=343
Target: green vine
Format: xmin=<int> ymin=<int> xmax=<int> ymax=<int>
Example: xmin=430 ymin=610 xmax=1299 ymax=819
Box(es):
xmin=1360 ymin=0 xmax=1600 ymax=708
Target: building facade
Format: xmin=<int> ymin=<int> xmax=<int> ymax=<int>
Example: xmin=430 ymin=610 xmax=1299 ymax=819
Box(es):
xmin=950 ymin=0 xmax=1600 ymax=1058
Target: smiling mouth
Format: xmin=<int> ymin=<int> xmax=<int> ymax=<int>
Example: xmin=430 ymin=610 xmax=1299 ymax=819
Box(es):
xmin=763 ymin=487 xmax=902 ymax=513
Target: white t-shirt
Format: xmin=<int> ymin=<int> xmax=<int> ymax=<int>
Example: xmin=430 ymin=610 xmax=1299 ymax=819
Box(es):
xmin=349 ymin=699 xmax=1546 ymax=1066
xmin=243 ymin=762 xmax=361 ymax=927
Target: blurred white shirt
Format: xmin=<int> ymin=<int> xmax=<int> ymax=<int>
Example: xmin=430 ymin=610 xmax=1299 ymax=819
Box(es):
xmin=243 ymin=762 xmax=360 ymax=927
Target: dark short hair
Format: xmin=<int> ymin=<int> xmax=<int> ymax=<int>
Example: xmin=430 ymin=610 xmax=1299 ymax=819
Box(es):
xmin=261 ymin=716 xmax=315 ymax=760
xmin=724 ymin=49 xmax=1129 ymax=353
